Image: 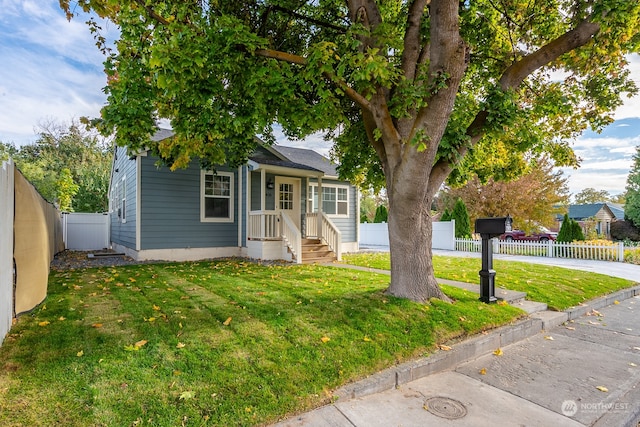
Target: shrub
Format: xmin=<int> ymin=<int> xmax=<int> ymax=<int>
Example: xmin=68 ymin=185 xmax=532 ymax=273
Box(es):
xmin=373 ymin=205 xmax=388 ymax=223
xmin=611 ymin=220 xmax=640 ymax=241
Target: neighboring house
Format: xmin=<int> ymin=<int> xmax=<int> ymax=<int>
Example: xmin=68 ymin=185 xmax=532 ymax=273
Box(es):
xmin=561 ymin=203 xmax=619 ymax=238
xmin=108 ymin=130 xmax=359 ymax=263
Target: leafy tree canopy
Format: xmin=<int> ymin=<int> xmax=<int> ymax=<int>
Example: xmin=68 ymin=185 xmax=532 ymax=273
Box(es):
xmin=625 ymin=146 xmax=640 ymax=227
xmin=573 ymin=187 xmax=612 ymax=204
xmin=441 ymin=157 xmax=569 ymax=232
xmin=4 ymin=120 xmax=112 ymax=212
xmin=62 ymin=0 xmax=640 ymax=302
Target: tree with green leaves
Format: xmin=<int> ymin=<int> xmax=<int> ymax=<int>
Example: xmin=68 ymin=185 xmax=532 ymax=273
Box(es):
xmin=451 ymin=198 xmax=471 ymax=238
xmin=63 ymin=0 xmax=640 ymax=302
xmin=573 ymin=187 xmax=612 ymax=204
xmin=373 ymin=205 xmax=388 ymax=223
xmin=625 ymin=146 xmax=640 ymax=228
xmin=557 ymin=213 xmax=585 ymax=242
xmin=7 ymin=120 xmax=111 ymax=212
xmin=440 ymin=209 xmax=452 ymax=222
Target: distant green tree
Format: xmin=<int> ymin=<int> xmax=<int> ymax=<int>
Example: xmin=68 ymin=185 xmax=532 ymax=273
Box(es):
xmin=373 ymin=205 xmax=388 ymax=223
xmin=573 ymin=188 xmax=611 ymax=204
xmin=556 ymin=214 xmax=573 ymax=242
xmin=625 ymin=146 xmax=640 ymax=228
xmin=557 ymin=214 xmax=585 ymax=242
xmin=441 ymin=209 xmax=452 ymax=222
xmin=452 ymin=198 xmax=471 ymax=238
xmin=571 ymin=220 xmax=585 ymax=241
xmin=10 ymin=120 xmax=111 ymax=212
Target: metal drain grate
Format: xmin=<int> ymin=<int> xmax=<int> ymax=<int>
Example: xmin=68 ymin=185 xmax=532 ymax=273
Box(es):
xmin=424 ymin=397 xmax=467 ymax=419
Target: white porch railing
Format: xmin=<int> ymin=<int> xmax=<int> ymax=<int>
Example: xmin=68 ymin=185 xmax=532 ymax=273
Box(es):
xmin=454 ymin=238 xmax=626 ymax=262
xmin=280 ymin=213 xmax=302 ymax=264
xmin=306 ymin=212 xmax=342 ymax=261
xmin=248 ymin=210 xmax=281 ymax=240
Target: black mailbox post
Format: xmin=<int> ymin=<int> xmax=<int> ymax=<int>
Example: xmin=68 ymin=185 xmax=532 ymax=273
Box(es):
xmin=474 ymin=216 xmax=512 ymax=303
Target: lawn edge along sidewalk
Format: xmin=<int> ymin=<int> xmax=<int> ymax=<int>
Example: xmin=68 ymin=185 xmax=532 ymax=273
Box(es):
xmin=326 ymin=263 xmax=640 ymax=402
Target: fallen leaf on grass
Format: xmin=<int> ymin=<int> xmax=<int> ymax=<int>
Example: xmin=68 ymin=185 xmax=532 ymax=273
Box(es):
xmin=223 ymin=317 xmax=232 ymax=326
xmin=438 ymin=344 xmax=452 ymax=351
xmin=493 ymin=348 xmax=503 ymax=356
xmin=176 ymin=342 xmax=186 ymax=349
xmin=135 ymin=340 xmax=148 ymax=348
xmin=38 ymin=321 xmax=50 ymax=327
xmin=321 ymin=336 xmax=330 ymax=343
xmin=153 ymin=305 xmax=161 ymax=311
xmin=596 ymin=386 xmax=608 ymax=392
xmin=179 ymin=391 xmax=194 ymax=400
xmin=479 ymin=368 xmax=487 ymax=375
xmin=77 ymin=350 xmax=84 ymax=357
xmin=92 ymin=323 xmax=103 ymax=328
xmin=363 ymin=336 xmax=372 ymax=342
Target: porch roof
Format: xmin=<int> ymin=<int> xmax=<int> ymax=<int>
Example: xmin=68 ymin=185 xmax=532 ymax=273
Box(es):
xmin=248 ymin=157 xmax=324 ymax=177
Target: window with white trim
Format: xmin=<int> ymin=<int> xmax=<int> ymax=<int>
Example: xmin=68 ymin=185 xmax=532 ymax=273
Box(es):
xmin=120 ymin=176 xmax=127 ymax=223
xmin=201 ymin=171 xmax=234 ymax=222
xmin=308 ymin=184 xmax=349 ymax=216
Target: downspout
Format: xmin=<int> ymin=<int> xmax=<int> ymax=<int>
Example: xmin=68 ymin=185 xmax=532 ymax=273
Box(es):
xmin=237 ymin=166 xmax=242 ymax=248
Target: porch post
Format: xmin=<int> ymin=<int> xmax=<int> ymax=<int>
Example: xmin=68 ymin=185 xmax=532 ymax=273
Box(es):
xmin=260 ymin=169 xmax=266 ymax=238
xmin=317 ymin=176 xmax=323 ymax=240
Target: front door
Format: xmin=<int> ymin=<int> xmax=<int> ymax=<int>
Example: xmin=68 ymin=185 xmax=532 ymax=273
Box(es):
xmin=275 ymin=177 xmax=301 ymax=230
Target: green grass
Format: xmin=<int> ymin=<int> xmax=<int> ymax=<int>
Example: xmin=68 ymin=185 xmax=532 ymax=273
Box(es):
xmin=343 ymin=253 xmax=635 ymax=310
xmin=0 ymin=260 xmax=523 ymax=427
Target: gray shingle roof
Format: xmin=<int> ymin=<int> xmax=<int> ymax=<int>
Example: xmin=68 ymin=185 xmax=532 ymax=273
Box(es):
xmin=272 ymin=145 xmax=338 ymax=177
xmin=148 ymin=129 xmax=335 ymax=175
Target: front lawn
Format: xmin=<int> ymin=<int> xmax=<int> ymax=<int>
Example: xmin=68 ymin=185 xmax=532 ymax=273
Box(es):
xmin=0 ymin=260 xmax=523 ymax=427
xmin=343 ymin=253 xmax=635 ymax=310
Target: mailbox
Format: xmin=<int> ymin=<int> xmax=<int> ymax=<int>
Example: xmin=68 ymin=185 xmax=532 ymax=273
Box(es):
xmin=475 ymin=216 xmax=512 ymax=238
xmin=474 ymin=215 xmax=511 ymax=303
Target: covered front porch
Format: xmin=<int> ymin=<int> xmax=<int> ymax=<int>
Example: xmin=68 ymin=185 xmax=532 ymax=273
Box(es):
xmin=245 ymin=161 xmax=342 ymax=263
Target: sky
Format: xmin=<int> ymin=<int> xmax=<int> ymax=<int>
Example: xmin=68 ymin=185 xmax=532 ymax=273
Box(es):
xmin=1 ymin=0 xmax=639 ymax=199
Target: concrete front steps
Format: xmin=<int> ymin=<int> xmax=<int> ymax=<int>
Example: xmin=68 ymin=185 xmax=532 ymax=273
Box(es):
xmin=300 ymin=238 xmax=336 ymax=264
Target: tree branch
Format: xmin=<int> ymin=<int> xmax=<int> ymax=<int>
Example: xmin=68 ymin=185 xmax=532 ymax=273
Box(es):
xmin=253 ymin=49 xmax=374 ymax=112
xmin=430 ymin=17 xmax=601 ymax=189
xmin=499 ymin=18 xmax=600 ymax=90
xmin=134 ymin=0 xmax=170 ymax=25
xmin=401 ymin=0 xmax=429 ymax=81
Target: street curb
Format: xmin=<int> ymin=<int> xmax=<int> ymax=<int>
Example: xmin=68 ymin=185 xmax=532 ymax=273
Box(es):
xmin=565 ymin=284 xmax=640 ymax=321
xmin=333 ymin=283 xmax=640 ymax=403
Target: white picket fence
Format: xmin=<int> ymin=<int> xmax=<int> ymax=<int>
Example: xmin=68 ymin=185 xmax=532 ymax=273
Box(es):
xmin=455 ymin=238 xmax=627 ymax=262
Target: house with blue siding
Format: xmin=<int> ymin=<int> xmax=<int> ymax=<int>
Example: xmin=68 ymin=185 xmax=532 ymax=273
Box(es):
xmin=108 ymin=130 xmax=359 ymax=263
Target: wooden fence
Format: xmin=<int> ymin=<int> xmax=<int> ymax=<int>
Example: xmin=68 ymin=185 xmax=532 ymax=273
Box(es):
xmin=455 ymin=238 xmax=627 ymax=262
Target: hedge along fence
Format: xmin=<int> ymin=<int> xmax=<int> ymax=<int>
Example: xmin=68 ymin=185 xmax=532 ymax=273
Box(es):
xmin=0 ymin=159 xmax=64 ymax=346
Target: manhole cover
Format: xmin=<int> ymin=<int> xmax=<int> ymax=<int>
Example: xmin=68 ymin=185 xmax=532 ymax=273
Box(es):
xmin=424 ymin=397 xmax=467 ymax=419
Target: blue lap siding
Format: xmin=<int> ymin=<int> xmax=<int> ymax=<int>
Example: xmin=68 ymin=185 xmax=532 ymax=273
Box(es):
xmin=139 ymin=156 xmax=239 ymax=250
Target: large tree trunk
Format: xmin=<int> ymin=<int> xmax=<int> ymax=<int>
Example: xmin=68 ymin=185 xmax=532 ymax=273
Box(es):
xmin=385 ymin=193 xmax=451 ymax=303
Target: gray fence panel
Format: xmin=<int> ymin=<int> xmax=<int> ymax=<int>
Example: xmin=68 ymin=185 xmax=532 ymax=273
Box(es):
xmin=1 ymin=159 xmax=15 ymax=345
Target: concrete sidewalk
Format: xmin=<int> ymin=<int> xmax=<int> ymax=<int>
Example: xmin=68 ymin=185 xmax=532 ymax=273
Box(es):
xmin=272 ymin=255 xmax=640 ymax=427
